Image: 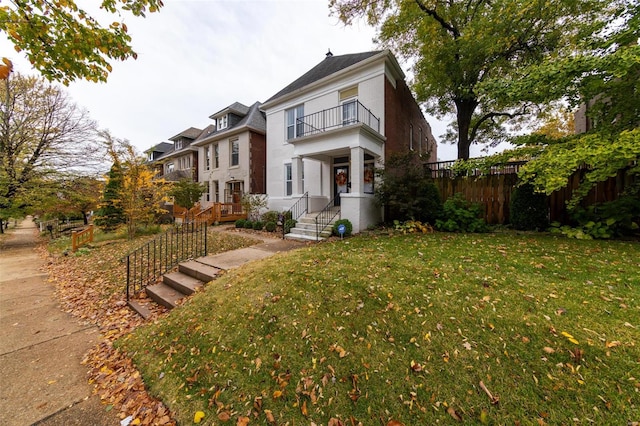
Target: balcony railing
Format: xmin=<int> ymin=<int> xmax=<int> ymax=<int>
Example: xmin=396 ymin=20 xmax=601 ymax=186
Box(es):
xmin=294 ymin=101 xmax=380 ymax=139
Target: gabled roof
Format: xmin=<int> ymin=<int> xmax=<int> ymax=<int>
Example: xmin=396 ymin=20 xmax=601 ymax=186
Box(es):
xmin=264 ymin=51 xmax=383 ymax=104
xmin=194 ymin=101 xmax=265 ymax=145
xmin=209 ymin=102 xmax=250 ymax=119
xmin=169 ymin=127 xmax=202 ymax=141
xmin=144 ymin=142 xmax=173 ymax=154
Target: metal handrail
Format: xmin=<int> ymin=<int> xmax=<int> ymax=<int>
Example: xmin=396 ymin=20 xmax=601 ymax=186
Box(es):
xmin=124 ymin=222 xmax=208 ymax=300
xmin=294 ymin=101 xmax=380 ymax=139
xmin=282 ymin=192 xmax=308 ymax=238
xmin=315 ymin=194 xmax=341 ymax=241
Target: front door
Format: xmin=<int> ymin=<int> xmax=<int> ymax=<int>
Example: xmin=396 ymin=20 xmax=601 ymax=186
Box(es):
xmin=334 ymin=166 xmax=349 ymax=206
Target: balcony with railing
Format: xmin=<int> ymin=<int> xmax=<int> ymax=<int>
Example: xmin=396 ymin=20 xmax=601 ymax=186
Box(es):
xmin=293 ymin=101 xmax=380 ymax=139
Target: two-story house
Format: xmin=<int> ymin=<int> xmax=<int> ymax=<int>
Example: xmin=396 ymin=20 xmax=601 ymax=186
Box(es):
xmin=261 ymin=49 xmax=437 ymax=234
xmin=192 ymin=101 xmax=266 ymax=206
xmin=153 ymin=127 xmax=202 ymax=182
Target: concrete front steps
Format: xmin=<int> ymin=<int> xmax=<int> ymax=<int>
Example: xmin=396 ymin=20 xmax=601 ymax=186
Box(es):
xmin=285 ymin=210 xmax=340 ymax=241
xmin=130 ymin=260 xmax=221 ymax=317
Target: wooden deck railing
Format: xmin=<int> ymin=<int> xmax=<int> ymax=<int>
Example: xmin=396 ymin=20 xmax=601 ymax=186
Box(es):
xmin=72 ymin=224 xmax=94 ymax=252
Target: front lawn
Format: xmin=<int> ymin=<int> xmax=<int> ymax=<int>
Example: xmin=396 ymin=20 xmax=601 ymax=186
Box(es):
xmin=118 ymin=232 xmax=640 ymax=425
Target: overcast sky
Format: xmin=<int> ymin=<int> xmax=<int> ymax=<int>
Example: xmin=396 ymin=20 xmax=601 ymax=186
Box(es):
xmin=0 ymin=0 xmax=497 ymax=161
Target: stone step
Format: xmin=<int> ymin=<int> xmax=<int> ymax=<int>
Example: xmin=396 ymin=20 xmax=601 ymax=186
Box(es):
xmin=127 ymin=300 xmax=152 ymax=320
xmin=179 ymin=260 xmax=220 ymax=282
xmin=146 ymin=282 xmax=185 ymax=309
xmin=287 ymin=226 xmax=332 ymax=238
xmin=163 ymin=271 xmax=204 ymax=295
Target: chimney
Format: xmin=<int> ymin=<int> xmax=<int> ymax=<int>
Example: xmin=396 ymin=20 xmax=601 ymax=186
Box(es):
xmin=326 ymin=49 xmax=333 ymax=58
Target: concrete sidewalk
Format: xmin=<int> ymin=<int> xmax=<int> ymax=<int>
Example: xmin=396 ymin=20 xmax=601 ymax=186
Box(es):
xmin=0 ymin=217 xmax=118 ymax=426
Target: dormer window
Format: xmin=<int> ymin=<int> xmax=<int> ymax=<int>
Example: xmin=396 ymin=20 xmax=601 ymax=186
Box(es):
xmin=147 ymin=152 xmax=153 ymax=161
xmin=217 ymin=115 xmax=228 ymax=130
xmin=175 ymin=140 xmax=183 ymax=150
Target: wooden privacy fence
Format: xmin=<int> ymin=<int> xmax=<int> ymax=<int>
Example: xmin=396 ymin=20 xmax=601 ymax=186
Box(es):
xmin=72 ymin=224 xmax=94 ymax=252
xmin=427 ymin=161 xmax=636 ymax=225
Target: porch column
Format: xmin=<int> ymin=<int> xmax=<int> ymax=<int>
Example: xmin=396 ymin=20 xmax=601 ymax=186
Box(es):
xmin=350 ymin=146 xmax=364 ymax=194
xmin=292 ymin=156 xmax=304 ymax=195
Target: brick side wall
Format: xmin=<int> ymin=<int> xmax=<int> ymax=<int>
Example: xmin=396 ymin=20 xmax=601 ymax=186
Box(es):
xmin=249 ymin=131 xmax=267 ymax=193
xmin=384 ymin=78 xmax=437 ymax=161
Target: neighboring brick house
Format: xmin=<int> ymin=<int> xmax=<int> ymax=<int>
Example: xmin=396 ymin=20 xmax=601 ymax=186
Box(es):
xmin=192 ymin=101 xmax=266 ymax=206
xmin=261 ymin=49 xmax=437 ymax=234
xmin=154 ymin=127 xmax=202 ymax=182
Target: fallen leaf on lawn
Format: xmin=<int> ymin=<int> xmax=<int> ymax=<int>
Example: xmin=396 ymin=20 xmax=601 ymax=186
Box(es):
xmin=237 ymin=416 xmax=250 ymax=426
xmin=217 ymin=411 xmax=230 ymax=422
xmin=605 ymin=341 xmax=621 ymax=348
xmin=387 ymin=421 xmax=405 ymax=426
xmin=561 ymin=331 xmax=579 ymax=344
xmin=301 ymin=400 xmax=308 ymax=416
xmin=194 ymin=411 xmax=205 ymax=423
xmin=410 ymin=360 xmax=423 ymax=372
xmin=328 ymin=418 xmax=344 ymax=426
xmin=447 ymin=406 xmax=462 ymax=421
xmin=273 ymin=390 xmax=283 ymax=399
xmin=543 ymin=347 xmax=555 ymax=354
xmin=264 ymin=410 xmax=276 ymax=424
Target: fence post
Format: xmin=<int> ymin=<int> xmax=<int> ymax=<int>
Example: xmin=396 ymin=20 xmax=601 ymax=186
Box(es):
xmin=72 ymin=230 xmax=78 ymax=252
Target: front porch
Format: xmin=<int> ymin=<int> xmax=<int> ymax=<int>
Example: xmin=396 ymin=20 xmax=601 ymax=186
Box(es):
xmin=282 ymin=107 xmax=385 ymax=234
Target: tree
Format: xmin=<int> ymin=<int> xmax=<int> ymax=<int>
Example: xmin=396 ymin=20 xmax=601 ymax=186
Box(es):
xmin=169 ymin=178 xmax=206 ymax=217
xmin=0 ymin=0 xmax=164 ymax=84
xmin=94 ymin=161 xmax=125 ymax=231
xmin=331 ymin=0 xmax=609 ymax=159
xmin=498 ymin=1 xmax=639 ymax=208
xmin=0 ymin=72 xmax=99 ymax=226
xmin=102 ymin=131 xmax=167 ymax=238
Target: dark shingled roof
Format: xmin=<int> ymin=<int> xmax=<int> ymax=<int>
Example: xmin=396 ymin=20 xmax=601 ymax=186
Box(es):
xmin=144 ymin=142 xmax=173 ymax=154
xmin=264 ymin=51 xmax=383 ymax=104
xmin=169 ymin=127 xmax=202 ymax=141
xmin=210 ymin=101 xmax=250 ymax=119
xmin=195 ymin=101 xmax=265 ymax=144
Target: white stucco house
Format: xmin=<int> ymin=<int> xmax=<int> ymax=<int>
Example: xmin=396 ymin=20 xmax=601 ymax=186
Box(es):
xmin=261 ymin=49 xmax=437 ymax=236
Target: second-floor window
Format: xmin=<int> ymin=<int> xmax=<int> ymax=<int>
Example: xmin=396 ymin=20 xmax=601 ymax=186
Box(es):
xmin=286 ymin=105 xmax=304 ymax=139
xmin=214 ymin=143 xmax=219 ymax=168
xmin=205 ymin=146 xmax=210 ymax=170
xmin=230 ymin=139 xmax=239 ymax=166
xmin=175 ymin=140 xmax=183 ymax=150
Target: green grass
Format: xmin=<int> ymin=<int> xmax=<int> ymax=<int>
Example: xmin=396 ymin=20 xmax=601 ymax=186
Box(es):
xmin=117 ymin=232 xmax=640 ymax=425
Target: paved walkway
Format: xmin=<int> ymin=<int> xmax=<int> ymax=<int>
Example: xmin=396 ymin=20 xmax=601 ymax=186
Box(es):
xmin=0 ymin=217 xmax=118 ymax=426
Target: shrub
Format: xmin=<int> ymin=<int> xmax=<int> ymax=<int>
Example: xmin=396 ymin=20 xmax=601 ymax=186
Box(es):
xmin=253 ymin=221 xmax=264 ymax=230
xmin=510 ymin=183 xmax=549 ymax=231
xmin=284 ymin=219 xmax=296 ymax=234
xmin=262 ymin=211 xmax=280 ymax=224
xmin=435 ymin=193 xmax=488 ymax=233
xmin=235 ymin=219 xmax=246 ymax=228
xmin=551 ymin=190 xmax=640 ymax=239
xmin=243 ymin=220 xmax=254 ymax=229
xmin=332 ymin=219 xmax=353 ymax=237
xmin=393 ymin=219 xmax=434 ymax=234
xmin=265 ymin=221 xmax=277 ymax=232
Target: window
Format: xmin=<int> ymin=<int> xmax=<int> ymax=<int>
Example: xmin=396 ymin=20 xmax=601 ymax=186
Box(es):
xmin=175 ymin=140 xmax=183 ymax=150
xmin=409 ymin=123 xmax=414 ymax=151
xmin=204 ymin=181 xmax=210 ymax=202
xmin=147 ymin=152 xmax=153 ymax=161
xmin=230 ymin=139 xmax=239 ymax=166
xmin=214 ymin=143 xmax=219 ymax=168
xmin=285 ymin=163 xmax=292 ymax=196
xmin=217 ymin=115 xmax=228 ymax=130
xmin=205 ymin=146 xmax=211 ymax=170
xmin=213 ymin=180 xmax=219 ymax=202
xmin=286 ymin=105 xmax=304 ymax=139
xmin=418 ymin=127 xmax=423 ymax=154
xmin=340 ymin=87 xmax=358 ymax=125
xmin=167 ymin=162 xmax=174 ymax=173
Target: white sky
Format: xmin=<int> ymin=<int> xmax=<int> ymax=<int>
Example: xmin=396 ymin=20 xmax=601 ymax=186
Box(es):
xmin=0 ymin=0 xmax=501 ymax=161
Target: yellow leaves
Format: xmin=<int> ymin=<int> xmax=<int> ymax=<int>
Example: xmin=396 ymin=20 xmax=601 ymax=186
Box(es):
xmin=0 ymin=57 xmax=12 ymax=79
xmin=237 ymin=416 xmax=250 ymax=426
xmin=542 ymin=347 xmax=555 ymax=354
xmin=605 ymin=340 xmax=621 ymax=348
xmin=272 ymin=390 xmax=283 ymax=399
xmin=561 ymin=331 xmax=579 ymax=345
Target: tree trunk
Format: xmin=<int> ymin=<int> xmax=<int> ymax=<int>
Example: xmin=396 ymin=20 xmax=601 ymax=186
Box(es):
xmin=82 ymin=211 xmax=89 ymax=225
xmin=455 ymin=98 xmax=479 ymax=160
xmin=0 ymin=219 xmax=4 ymax=234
